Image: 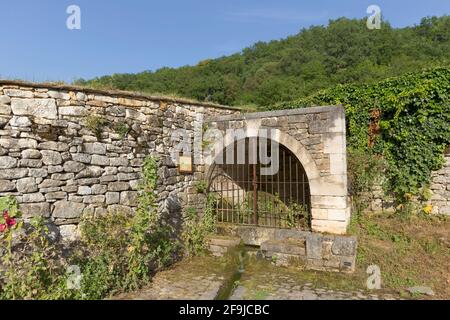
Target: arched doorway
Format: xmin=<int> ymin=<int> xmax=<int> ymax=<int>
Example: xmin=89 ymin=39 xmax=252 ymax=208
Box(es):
xmin=207 ymin=137 xmax=311 ymax=230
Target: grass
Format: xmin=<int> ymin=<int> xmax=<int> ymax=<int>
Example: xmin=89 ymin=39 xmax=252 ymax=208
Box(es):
xmin=349 ymin=211 xmax=449 ymax=299
xmin=235 ymin=211 xmax=449 ymax=300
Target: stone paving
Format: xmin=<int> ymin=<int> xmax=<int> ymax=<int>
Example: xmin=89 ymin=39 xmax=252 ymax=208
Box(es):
xmin=230 ymin=273 xmax=398 ymax=300
xmin=115 ymin=255 xmax=401 ymax=300
xmin=114 ymin=256 xmax=234 ymax=300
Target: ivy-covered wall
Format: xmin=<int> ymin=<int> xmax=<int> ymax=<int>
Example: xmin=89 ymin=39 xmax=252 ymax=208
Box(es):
xmin=276 ymin=67 xmax=450 ymax=212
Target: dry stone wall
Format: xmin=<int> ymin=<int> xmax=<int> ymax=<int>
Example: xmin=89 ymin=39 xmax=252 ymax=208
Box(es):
xmin=367 ymin=149 xmax=450 ymax=215
xmin=430 ymin=150 xmax=450 ymax=215
xmin=0 ymin=81 xmax=237 ymax=240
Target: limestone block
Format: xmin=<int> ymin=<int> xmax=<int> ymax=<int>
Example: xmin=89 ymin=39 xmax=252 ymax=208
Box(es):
xmin=311 ymin=219 xmax=347 ymax=235
xmin=0 ymin=180 xmax=15 ymax=192
xmin=106 ymin=192 xmax=120 ymax=205
xmin=83 ymin=142 xmax=106 ymax=155
xmin=120 ymin=191 xmax=138 ymax=206
xmin=22 ymin=149 xmax=42 ymax=159
xmin=16 ymin=177 xmax=38 ymax=193
xmin=53 ymin=200 xmax=85 ymax=219
xmin=20 ymin=202 xmax=51 ymax=218
xmin=59 ymin=106 xmax=86 ymax=116
xmin=9 ymin=116 xmax=31 ymax=127
xmin=0 ymin=156 xmax=17 ymax=169
xmin=0 ymin=168 xmax=28 ymax=179
xmin=38 ymin=141 xmax=69 ymax=152
xmin=4 ymin=89 xmax=33 ymax=98
xmin=11 ymin=98 xmax=57 ymax=119
xmin=311 ymin=195 xmax=347 ymax=209
xmin=91 ymin=155 xmax=109 ymax=166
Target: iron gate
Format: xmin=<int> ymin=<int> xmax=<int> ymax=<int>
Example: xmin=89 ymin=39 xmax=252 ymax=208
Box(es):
xmin=207 ymin=138 xmax=311 ymax=230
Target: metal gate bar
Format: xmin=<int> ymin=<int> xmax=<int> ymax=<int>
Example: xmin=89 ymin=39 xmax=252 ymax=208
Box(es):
xmin=208 ymin=138 xmax=311 ymax=230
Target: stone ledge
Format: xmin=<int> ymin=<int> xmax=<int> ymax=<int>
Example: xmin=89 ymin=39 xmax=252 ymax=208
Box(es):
xmin=0 ymin=79 xmax=240 ymax=111
xmin=217 ymin=225 xmax=357 ymax=273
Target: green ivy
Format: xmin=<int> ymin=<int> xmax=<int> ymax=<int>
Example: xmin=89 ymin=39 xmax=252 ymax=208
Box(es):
xmin=275 ymin=67 xmax=450 ymax=202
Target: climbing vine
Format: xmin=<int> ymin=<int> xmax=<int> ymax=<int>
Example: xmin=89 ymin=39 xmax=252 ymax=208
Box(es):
xmin=276 ymin=67 xmax=450 ymax=203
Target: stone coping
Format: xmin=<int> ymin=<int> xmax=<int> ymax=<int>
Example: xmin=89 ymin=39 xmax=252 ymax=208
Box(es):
xmin=207 ymin=105 xmax=344 ymax=122
xmin=0 ymin=79 xmax=240 ymax=111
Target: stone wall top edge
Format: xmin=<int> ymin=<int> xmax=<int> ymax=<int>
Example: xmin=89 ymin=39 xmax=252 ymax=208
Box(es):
xmin=207 ymin=105 xmax=344 ymax=122
xmin=0 ymin=79 xmax=241 ymax=111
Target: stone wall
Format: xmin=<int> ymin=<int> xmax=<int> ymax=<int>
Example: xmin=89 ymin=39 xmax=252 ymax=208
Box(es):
xmin=367 ymin=148 xmax=450 ymax=215
xmin=430 ymin=149 xmax=450 ymax=215
xmin=0 ymin=81 xmax=238 ymax=240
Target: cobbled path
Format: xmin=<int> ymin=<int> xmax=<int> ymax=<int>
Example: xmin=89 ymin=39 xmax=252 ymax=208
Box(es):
xmin=115 ymin=256 xmax=401 ymax=300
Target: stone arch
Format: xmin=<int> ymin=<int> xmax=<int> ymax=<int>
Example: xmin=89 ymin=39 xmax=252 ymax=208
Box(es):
xmin=206 ymin=127 xmax=321 ymax=195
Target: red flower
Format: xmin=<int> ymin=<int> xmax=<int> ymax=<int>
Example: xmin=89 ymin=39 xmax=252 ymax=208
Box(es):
xmin=6 ymin=217 xmax=16 ymax=227
xmin=1 ymin=210 xmax=16 ymax=231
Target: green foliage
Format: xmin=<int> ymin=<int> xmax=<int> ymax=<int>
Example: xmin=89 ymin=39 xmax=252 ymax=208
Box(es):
xmin=182 ymin=194 xmax=217 ymax=256
xmin=1 ymin=215 xmax=73 ymax=300
xmin=1 ymin=156 xmax=177 ymax=300
xmin=70 ymin=156 xmax=175 ymax=299
xmin=194 ymin=180 xmax=208 ymax=194
xmin=113 ymin=122 xmax=130 ymax=138
xmin=277 ymin=67 xmax=450 ymax=202
xmin=85 ymin=114 xmax=108 ymax=138
xmin=347 ymin=150 xmax=386 ymax=215
xmin=286 ymin=202 xmax=310 ymax=230
xmin=0 ymin=196 xmax=19 ymax=219
xmin=76 ymin=16 xmax=450 ymax=107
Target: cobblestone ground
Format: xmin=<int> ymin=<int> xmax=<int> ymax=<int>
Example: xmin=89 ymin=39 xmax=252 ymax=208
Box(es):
xmin=115 ymin=255 xmax=401 ymax=300
xmin=114 ymin=256 xmax=235 ymax=300
xmin=230 ymin=273 xmax=398 ymax=300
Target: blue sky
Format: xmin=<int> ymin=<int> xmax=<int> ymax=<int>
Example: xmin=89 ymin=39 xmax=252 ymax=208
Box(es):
xmin=0 ymin=0 xmax=448 ymax=83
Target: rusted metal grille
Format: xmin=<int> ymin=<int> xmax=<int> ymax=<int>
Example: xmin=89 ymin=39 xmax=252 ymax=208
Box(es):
xmin=207 ymin=138 xmax=311 ymax=230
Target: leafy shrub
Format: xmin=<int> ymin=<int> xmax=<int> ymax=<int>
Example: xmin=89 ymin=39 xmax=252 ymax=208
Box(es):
xmin=71 ymin=156 xmax=177 ymax=298
xmin=347 ymin=150 xmax=386 ymax=215
xmin=85 ymin=114 xmax=108 ymax=138
xmin=0 ymin=156 xmax=178 ymax=300
xmin=1 ymin=199 xmax=73 ymax=300
xmin=182 ymin=194 xmax=217 ymax=256
xmin=113 ymin=122 xmax=130 ymax=138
